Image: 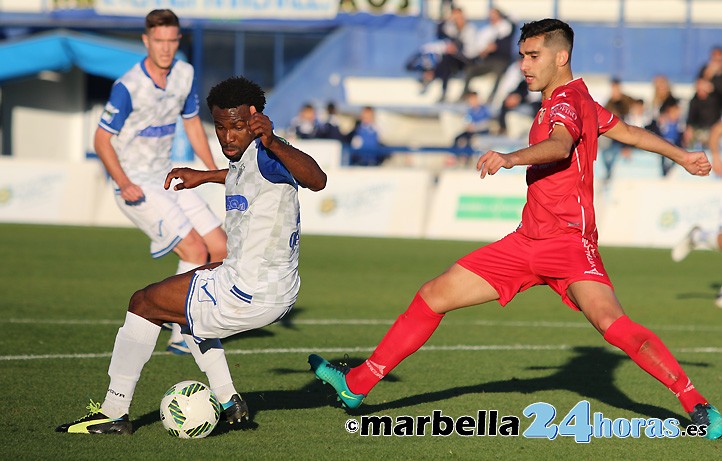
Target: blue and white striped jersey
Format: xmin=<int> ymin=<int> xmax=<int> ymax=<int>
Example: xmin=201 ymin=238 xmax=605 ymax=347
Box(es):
xmin=216 ymin=139 xmax=302 ymax=308
xmin=99 ymin=58 xmax=200 ymax=185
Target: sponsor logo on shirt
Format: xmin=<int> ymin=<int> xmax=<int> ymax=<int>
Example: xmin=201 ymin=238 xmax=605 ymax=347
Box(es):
xmin=550 ymin=103 xmax=578 ymax=122
xmin=101 ymin=102 xmax=119 ymax=124
xmin=226 ymin=194 xmax=249 ymax=212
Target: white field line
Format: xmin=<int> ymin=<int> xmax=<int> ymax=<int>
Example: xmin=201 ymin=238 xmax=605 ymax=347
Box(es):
xmin=2 ymin=344 xmax=722 ymax=362
xmin=6 ymin=317 xmax=722 ymax=332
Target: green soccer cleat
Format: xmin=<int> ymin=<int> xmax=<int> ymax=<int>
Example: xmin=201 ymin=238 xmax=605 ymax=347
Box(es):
xmin=56 ymin=400 xmax=133 ymax=435
xmin=689 ymin=403 xmax=722 ymax=440
xmin=308 ymin=354 xmax=365 ymax=409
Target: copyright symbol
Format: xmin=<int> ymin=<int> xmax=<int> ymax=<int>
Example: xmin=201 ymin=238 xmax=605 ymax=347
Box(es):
xmin=345 ymin=418 xmax=359 ymax=433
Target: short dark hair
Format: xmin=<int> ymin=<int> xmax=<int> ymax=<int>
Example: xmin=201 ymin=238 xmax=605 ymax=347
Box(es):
xmin=659 ymin=97 xmax=679 ymax=114
xmin=145 ymin=9 xmax=179 ymax=32
xmin=519 ymin=18 xmax=574 ymax=57
xmin=206 ymin=76 xmax=266 ymax=112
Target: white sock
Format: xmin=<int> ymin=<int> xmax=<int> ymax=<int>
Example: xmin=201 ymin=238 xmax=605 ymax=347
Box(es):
xmin=182 ymin=334 xmax=237 ymax=403
xmin=103 ymin=312 xmax=161 ymax=418
xmin=169 ymin=323 xmax=184 ymax=344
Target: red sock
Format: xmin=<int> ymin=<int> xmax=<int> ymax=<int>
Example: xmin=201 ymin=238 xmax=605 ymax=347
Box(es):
xmin=346 ymin=293 xmax=444 ymax=395
xmin=603 ymin=315 xmax=706 ymax=413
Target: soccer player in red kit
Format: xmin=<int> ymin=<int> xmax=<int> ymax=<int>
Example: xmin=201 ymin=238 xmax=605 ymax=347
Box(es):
xmin=309 ymin=18 xmax=722 ymax=439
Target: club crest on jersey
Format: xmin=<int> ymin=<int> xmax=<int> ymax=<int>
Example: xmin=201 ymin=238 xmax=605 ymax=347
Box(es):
xmin=537 ymin=108 xmax=546 ymax=125
xmin=226 ymin=195 xmax=248 ymax=212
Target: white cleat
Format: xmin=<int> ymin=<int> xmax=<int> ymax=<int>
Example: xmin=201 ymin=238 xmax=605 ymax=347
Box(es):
xmin=671 ymin=226 xmax=700 ymax=262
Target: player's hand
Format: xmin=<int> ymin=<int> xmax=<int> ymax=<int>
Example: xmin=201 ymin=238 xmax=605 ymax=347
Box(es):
xmin=477 ymin=150 xmax=514 ymax=178
xmin=164 ymin=167 xmax=204 ymax=190
xmin=680 ymin=151 xmax=712 ymax=177
xmin=119 ymin=181 xmax=144 ymax=204
xmin=248 ymin=106 xmax=276 ymax=149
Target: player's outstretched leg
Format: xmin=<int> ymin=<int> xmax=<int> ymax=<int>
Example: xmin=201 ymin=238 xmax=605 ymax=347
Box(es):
xmin=689 ymin=403 xmax=722 ymax=440
xmin=308 ymin=354 xmax=365 ymax=409
xmin=55 ymin=400 xmax=133 ymax=435
xmin=604 ymin=315 xmax=722 ymax=440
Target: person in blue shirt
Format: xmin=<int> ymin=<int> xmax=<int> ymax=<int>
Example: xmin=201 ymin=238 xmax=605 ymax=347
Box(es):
xmin=453 ymin=91 xmax=492 ymax=155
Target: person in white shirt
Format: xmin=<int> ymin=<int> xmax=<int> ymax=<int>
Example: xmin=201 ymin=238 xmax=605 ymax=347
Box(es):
xmin=94 ymin=9 xmax=227 ymax=354
xmin=57 ymin=75 xmax=327 ymax=435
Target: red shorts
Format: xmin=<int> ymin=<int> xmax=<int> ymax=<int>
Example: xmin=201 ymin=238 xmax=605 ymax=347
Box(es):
xmin=456 ymin=231 xmax=613 ymax=310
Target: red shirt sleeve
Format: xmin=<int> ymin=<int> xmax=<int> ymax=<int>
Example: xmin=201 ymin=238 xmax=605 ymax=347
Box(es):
xmin=548 ymin=88 xmax=583 ymax=141
xmin=596 ymin=102 xmax=620 ymax=135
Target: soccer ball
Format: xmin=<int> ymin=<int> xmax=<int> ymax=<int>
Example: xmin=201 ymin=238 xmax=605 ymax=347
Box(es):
xmin=160 ymin=380 xmax=221 ymax=438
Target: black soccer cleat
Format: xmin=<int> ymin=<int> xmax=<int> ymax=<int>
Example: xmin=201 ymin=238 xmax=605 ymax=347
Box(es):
xmin=688 ymin=403 xmax=722 ymax=440
xmin=222 ymin=394 xmax=249 ymax=426
xmin=56 ymin=400 xmax=133 ymax=435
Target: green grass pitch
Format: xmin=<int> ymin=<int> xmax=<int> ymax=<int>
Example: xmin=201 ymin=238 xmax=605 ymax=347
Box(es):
xmin=1 ymin=223 xmax=721 ymax=460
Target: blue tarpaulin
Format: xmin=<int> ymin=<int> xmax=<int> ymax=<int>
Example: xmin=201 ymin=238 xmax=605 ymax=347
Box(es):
xmin=0 ymin=30 xmax=171 ymax=83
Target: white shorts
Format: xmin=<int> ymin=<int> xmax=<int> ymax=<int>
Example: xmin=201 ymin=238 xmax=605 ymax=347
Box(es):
xmin=114 ymin=185 xmax=222 ymax=258
xmin=184 ymin=267 xmax=293 ymax=340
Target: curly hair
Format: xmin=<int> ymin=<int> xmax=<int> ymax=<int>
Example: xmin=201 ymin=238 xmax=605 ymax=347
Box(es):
xmin=206 ymin=76 xmax=266 ymax=112
xmin=519 ymin=18 xmax=574 ymax=57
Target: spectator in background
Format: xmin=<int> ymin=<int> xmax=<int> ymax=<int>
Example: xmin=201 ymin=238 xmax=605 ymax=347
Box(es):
xmin=349 ymin=106 xmax=386 ymax=166
xmin=431 ymin=7 xmax=478 ymax=102
xmin=698 ymin=46 xmax=722 ymax=107
xmin=684 ymin=78 xmax=722 ymax=150
xmin=646 ymin=98 xmax=684 ymax=176
xmin=460 ymin=7 xmax=515 ymax=103
xmin=406 ymin=5 xmax=467 ymax=95
xmin=288 ymin=102 xmax=321 ymax=139
xmin=453 ymin=91 xmax=491 ymax=155
xmin=317 ymin=101 xmax=345 ymax=141
xmin=649 ymin=74 xmax=678 ymax=120
xmin=601 ymin=78 xmax=636 ymax=179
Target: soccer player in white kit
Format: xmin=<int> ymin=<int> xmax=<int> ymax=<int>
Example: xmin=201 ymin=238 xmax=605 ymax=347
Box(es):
xmin=57 ymin=75 xmax=327 ymax=434
xmin=94 ymin=9 xmax=227 ymax=354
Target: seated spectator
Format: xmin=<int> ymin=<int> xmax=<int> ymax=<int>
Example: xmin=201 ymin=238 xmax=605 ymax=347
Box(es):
xmin=495 ymin=72 xmax=541 ymax=137
xmin=646 ymin=98 xmax=684 ymax=176
xmin=349 ymin=106 xmax=387 ymax=166
xmin=453 ymin=91 xmax=491 ymax=154
xmin=684 ymin=78 xmax=722 ymax=150
xmin=429 ymin=7 xmax=478 ymax=102
xmin=317 ymin=101 xmax=345 ymax=141
xmin=460 ymin=7 xmax=515 ymax=103
xmin=405 ymin=5 xmax=465 ymax=95
xmin=649 ymin=75 xmax=678 ymax=121
xmin=601 ymin=78 xmax=636 ymax=179
xmin=698 ymin=46 xmax=722 ymax=107
xmin=288 ymin=102 xmax=321 ymax=139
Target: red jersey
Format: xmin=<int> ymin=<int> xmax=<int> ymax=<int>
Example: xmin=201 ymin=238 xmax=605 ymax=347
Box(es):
xmin=519 ymin=78 xmax=618 ymax=244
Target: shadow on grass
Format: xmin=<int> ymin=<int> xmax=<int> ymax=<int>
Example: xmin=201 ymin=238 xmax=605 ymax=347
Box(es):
xmin=353 ymin=346 xmax=709 ymax=424
xmin=676 ymin=282 xmax=721 ymax=301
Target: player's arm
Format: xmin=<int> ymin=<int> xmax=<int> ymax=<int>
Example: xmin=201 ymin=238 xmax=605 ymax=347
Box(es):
xmin=604 ymin=120 xmax=711 ymax=177
xmin=248 ymin=106 xmax=327 ymax=191
xmin=476 ymin=123 xmax=574 ymax=178
xmin=94 ymin=127 xmax=145 ymax=202
xmin=182 ymin=116 xmax=219 ymax=170
xmin=164 ymin=167 xmax=228 ymax=191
